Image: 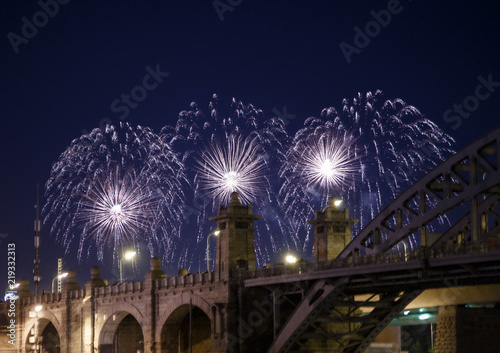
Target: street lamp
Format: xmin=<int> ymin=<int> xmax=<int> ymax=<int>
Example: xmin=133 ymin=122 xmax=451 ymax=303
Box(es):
xmin=285 ymin=254 xmax=298 ymax=264
xmin=119 ymin=251 xmax=136 ymax=283
xmin=206 ymin=230 xmax=220 ymax=272
xmin=51 ymin=272 xmax=68 ymax=293
xmin=4 ymin=283 xmax=20 ymax=301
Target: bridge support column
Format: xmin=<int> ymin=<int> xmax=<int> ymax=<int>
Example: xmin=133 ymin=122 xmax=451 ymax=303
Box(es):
xmin=84 ymin=267 xmax=107 ymax=353
xmin=434 ymin=305 xmax=500 ymax=353
xmin=367 ymin=326 xmax=401 ymax=353
xmin=62 ymin=270 xmax=81 ymax=353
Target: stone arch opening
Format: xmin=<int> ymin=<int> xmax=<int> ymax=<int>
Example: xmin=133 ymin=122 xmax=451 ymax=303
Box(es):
xmin=99 ymin=312 xmax=144 ymax=353
xmin=24 ymin=319 xmax=61 ymax=353
xmin=1 ymin=313 xmax=11 ymax=348
xmin=160 ymin=304 xmax=211 ymax=353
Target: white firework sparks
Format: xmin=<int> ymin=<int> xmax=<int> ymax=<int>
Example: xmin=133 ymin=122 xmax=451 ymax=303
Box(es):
xmin=279 ymin=130 xmax=360 ymax=250
xmin=76 ymin=167 xmax=163 ymax=260
xmin=43 ymin=122 xmax=185 ymax=263
xmin=196 ymin=134 xmax=267 ymax=206
xmin=296 ymin=133 xmax=358 ymax=196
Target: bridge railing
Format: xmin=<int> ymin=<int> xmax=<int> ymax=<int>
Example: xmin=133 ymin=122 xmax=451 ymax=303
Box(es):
xmin=237 ymin=239 xmax=500 ymax=280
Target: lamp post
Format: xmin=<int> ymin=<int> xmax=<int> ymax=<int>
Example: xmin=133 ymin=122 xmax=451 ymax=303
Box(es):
xmin=51 ymin=272 xmax=68 ymax=293
xmin=206 ymin=230 xmax=220 ymax=272
xmin=34 ymin=305 xmax=42 ymax=353
xmin=119 ymin=251 xmax=136 ymax=283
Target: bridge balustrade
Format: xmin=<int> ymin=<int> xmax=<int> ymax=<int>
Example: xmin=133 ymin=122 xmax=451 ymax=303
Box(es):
xmin=237 ymin=239 xmax=500 ymax=280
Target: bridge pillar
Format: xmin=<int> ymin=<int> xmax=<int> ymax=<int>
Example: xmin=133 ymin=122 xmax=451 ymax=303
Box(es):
xmin=83 ymin=266 xmax=107 ymax=353
xmin=434 ymin=305 xmax=500 ymax=353
xmin=209 ymin=192 xmax=261 ymax=281
xmin=61 ymin=270 xmax=81 ymax=353
xmin=144 ymin=257 xmax=166 ymax=353
xmin=308 ymin=197 xmax=358 ymax=263
xmin=368 ymin=326 xmax=401 ymax=353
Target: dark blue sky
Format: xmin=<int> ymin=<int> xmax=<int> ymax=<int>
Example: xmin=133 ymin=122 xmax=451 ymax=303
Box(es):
xmin=1 ymin=1 xmax=499 ymax=293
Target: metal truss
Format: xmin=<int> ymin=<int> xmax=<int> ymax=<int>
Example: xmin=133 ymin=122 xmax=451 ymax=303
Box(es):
xmin=267 ymin=278 xmax=348 ymax=353
xmin=268 ymin=278 xmax=422 ymax=353
xmin=339 ymin=127 xmax=500 ymax=259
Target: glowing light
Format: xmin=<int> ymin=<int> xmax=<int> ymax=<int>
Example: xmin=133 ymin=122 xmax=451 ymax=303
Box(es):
xmin=124 ymin=251 xmax=136 ymax=260
xmin=419 ymin=313 xmax=432 ymax=320
xmin=4 ymin=293 xmax=19 ymax=301
xmin=285 ymin=254 xmax=298 ymax=264
xmin=334 ymin=199 xmax=342 ymax=207
xmin=299 ymin=134 xmax=357 ymax=192
xmin=110 ymin=204 xmax=123 ymax=216
xmin=35 ymin=305 xmax=42 ymax=312
xmin=196 ymin=134 xmax=267 ymax=206
xmin=403 ymin=310 xmax=410 ymax=316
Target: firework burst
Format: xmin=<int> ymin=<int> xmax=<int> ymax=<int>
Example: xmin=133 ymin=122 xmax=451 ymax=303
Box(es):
xmin=292 ymin=132 xmax=358 ymax=195
xmin=76 ymin=166 xmax=165 ymax=260
xmin=279 ymin=130 xmax=360 ymax=250
xmin=43 ymin=122 xmax=185 ymax=262
xmin=284 ymin=90 xmax=455 ymax=251
xmin=161 ymin=95 xmax=291 ymax=268
xmin=195 ymin=134 xmax=267 ymax=207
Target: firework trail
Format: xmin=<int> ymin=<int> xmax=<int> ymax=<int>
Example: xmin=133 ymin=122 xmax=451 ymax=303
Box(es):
xmin=283 ymin=90 xmax=455 ymax=251
xmin=161 ymin=94 xmax=291 ymax=269
xmin=43 ymin=122 xmax=185 ymax=263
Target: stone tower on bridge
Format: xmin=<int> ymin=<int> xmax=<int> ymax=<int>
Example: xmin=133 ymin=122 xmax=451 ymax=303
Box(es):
xmin=209 ymin=192 xmax=261 ymax=281
xmin=308 ymin=197 xmax=358 ymax=262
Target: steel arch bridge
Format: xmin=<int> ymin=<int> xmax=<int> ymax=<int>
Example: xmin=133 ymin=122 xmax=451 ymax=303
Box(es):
xmin=340 ymin=126 xmax=500 ymax=259
xmin=259 ymin=127 xmax=500 ymax=353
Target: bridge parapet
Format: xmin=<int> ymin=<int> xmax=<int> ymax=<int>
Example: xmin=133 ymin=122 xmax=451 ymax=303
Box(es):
xmin=20 ymin=288 xmax=86 ymax=305
xmin=158 ymin=271 xmax=215 ymax=288
xmin=240 ymin=239 xmax=500 ymax=281
xmin=89 ymin=271 xmax=217 ymax=298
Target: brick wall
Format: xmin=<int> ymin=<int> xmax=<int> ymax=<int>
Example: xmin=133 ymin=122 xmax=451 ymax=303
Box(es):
xmin=435 ymin=306 xmax=500 ymax=353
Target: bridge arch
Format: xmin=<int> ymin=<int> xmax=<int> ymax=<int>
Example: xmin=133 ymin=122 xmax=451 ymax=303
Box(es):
xmin=22 ymin=309 xmax=63 ymax=353
xmin=98 ymin=311 xmax=144 ymax=353
xmin=157 ymin=294 xmax=213 ymax=353
xmin=340 ymin=126 xmax=500 ymax=258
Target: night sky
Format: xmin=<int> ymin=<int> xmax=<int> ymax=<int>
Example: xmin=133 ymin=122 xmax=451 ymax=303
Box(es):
xmin=1 ymin=1 xmax=499 ymax=294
